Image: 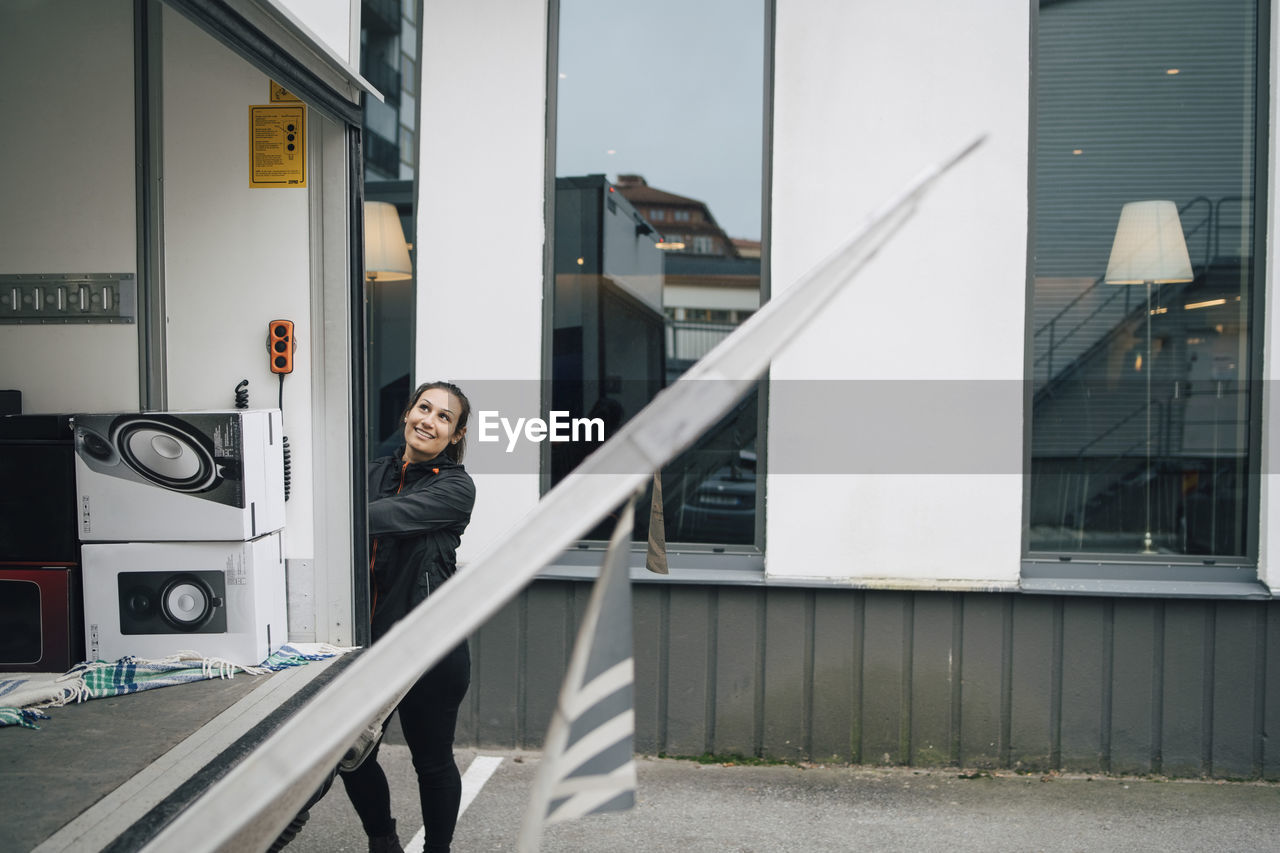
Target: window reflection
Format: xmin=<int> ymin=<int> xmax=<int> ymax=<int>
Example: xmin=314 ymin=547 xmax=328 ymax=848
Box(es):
xmin=1028 ymin=0 xmax=1260 ymax=557
xmin=551 ymin=0 xmax=767 ymax=546
xmin=362 ymin=0 xmax=420 ymax=459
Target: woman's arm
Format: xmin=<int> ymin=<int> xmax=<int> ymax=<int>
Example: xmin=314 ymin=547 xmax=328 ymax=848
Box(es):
xmin=367 ymin=471 xmax=475 ymax=536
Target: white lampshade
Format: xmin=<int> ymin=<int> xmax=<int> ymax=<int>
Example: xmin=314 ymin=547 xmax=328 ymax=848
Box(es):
xmin=1104 ymin=200 xmax=1193 ymax=285
xmin=364 ymin=200 xmax=412 ymax=282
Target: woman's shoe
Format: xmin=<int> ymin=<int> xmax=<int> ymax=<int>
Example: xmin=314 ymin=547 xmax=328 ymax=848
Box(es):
xmin=368 ymin=819 xmax=404 ymax=853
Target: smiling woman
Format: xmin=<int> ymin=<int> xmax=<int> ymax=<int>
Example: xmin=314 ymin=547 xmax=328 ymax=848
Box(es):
xmin=403 ymin=384 xmax=468 ymax=463
xmin=346 ymin=379 xmax=477 ymax=852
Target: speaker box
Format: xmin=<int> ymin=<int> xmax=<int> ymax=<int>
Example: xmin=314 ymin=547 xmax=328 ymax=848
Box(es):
xmin=74 ymin=409 xmax=284 ymax=542
xmin=0 ymin=414 xmax=78 ymax=564
xmin=82 ymin=533 xmax=286 ymax=667
xmin=0 ymin=567 xmax=83 ymax=673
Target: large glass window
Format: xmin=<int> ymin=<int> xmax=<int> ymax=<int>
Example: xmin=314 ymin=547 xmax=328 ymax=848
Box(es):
xmin=550 ymin=0 xmax=768 ymax=547
xmin=362 ymin=0 xmax=421 ymax=459
xmin=1028 ymin=0 xmax=1263 ymax=559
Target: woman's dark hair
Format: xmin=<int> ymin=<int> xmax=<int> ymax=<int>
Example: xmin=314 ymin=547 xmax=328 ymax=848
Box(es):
xmin=402 ymin=380 xmax=472 ymax=463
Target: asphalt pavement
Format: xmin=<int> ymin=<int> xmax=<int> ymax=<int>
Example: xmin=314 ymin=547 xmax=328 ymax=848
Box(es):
xmin=286 ymin=747 xmax=1280 ymax=852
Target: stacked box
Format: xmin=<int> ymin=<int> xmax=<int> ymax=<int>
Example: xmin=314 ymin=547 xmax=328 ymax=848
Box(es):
xmin=75 ymin=409 xmax=288 ymax=667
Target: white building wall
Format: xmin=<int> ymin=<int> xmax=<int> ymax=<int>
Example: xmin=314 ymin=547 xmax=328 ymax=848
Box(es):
xmin=409 ymin=0 xmax=1049 ymax=585
xmin=416 ymin=0 xmax=549 ymax=562
xmin=765 ymin=0 xmax=1029 ymax=585
xmin=161 ymin=8 xmax=316 ymax=557
xmin=0 ymin=0 xmax=140 ymax=414
xmin=413 ymin=0 xmax=1280 ymax=591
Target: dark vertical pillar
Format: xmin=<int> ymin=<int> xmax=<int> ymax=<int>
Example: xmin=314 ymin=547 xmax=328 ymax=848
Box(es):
xmin=1008 ymin=596 xmax=1056 ymax=770
xmin=471 ymin=591 xmax=525 ymax=749
xmin=761 ymin=588 xmax=810 ymax=761
xmin=1210 ymin=601 xmax=1263 ymax=778
xmin=713 ymin=587 xmax=764 ymax=757
xmin=860 ymin=591 xmax=909 ymax=764
xmin=910 ymin=593 xmax=957 ymax=767
xmin=1263 ymin=604 xmax=1280 ymax=780
xmin=520 ymin=582 xmax=577 ymax=749
xmin=632 ymin=585 xmax=667 ymax=756
xmin=1161 ymin=600 xmax=1211 ymax=776
xmin=665 ymin=587 xmax=714 ymax=756
xmin=958 ymin=594 xmax=1007 ymax=768
xmin=1059 ymin=598 xmax=1106 ymax=772
xmin=810 ymin=590 xmax=859 ymax=763
xmin=1109 ymin=600 xmax=1159 ymax=774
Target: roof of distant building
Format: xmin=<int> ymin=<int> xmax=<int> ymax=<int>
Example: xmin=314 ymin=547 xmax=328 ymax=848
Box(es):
xmin=615 ymin=174 xmax=704 ymax=208
xmin=614 ymin=174 xmax=741 ymax=258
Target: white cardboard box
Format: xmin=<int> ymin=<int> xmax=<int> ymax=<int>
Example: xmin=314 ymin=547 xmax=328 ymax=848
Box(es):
xmin=82 ymin=533 xmax=287 ymax=667
xmin=74 ymin=409 xmax=285 ymax=542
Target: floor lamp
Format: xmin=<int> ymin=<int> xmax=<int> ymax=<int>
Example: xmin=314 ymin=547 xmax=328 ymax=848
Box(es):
xmin=364 ymin=201 xmax=413 ymax=447
xmin=1104 ymin=200 xmax=1193 ymax=553
xmin=364 ymin=201 xmax=413 ymax=283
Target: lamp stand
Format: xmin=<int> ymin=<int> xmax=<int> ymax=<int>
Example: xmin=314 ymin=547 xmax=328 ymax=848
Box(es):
xmin=1142 ymin=278 xmax=1155 ymax=555
xmin=1104 ymin=200 xmax=1191 ymax=556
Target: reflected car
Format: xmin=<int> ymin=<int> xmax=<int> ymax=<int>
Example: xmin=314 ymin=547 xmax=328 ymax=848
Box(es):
xmin=674 ymin=451 xmax=756 ymax=544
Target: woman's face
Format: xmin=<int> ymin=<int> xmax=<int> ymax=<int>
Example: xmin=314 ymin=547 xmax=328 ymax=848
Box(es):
xmin=402 ymin=386 xmax=464 ymax=463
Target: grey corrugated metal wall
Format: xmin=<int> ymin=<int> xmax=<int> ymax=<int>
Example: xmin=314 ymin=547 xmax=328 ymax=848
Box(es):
xmin=456 ymin=582 xmax=1280 ymax=779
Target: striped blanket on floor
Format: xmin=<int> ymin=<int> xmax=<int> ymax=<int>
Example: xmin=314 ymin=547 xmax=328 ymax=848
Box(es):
xmin=0 ymin=643 xmax=354 ymax=730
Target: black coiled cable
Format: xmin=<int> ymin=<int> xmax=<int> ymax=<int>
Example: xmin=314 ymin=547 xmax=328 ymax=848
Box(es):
xmin=234 ymin=377 xmax=290 ymax=501
xmin=279 ymin=373 xmax=292 ymax=502
xmin=282 ymin=435 xmax=292 ymax=501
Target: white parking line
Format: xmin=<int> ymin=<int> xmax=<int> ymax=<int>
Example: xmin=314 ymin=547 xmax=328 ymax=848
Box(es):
xmin=404 ymin=755 xmax=504 ymax=853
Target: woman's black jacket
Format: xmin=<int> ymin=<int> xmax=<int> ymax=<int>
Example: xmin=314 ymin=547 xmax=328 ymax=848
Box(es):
xmin=366 ymin=450 xmax=475 ymax=642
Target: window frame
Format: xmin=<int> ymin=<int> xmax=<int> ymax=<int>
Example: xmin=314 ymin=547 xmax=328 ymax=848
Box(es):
xmin=1020 ymin=0 xmax=1271 ymax=597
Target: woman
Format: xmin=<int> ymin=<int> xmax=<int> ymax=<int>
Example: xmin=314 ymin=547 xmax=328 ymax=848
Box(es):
xmin=341 ymin=380 xmax=476 ymax=853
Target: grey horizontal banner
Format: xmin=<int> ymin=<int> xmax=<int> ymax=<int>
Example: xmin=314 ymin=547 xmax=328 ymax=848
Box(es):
xmin=392 ymin=379 xmax=1263 ymax=476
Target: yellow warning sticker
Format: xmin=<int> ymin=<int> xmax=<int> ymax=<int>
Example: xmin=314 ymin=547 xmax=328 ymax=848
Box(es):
xmin=249 ymin=105 xmax=306 ymax=188
xmin=269 ymin=81 xmax=301 ymax=102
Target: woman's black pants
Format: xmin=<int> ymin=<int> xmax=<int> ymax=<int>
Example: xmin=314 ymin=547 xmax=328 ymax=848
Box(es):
xmin=339 ymin=640 xmax=471 ymax=852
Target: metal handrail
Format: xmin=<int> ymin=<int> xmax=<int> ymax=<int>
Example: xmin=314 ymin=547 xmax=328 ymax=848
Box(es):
xmin=1073 ymin=397 xmax=1154 ymax=458
xmin=1062 ymin=381 xmax=1251 ymax=460
xmin=666 ymin=318 xmax=737 ymax=362
xmin=1213 ymin=196 xmax=1252 ymax=260
xmin=1033 ymin=284 xmax=1132 ymax=371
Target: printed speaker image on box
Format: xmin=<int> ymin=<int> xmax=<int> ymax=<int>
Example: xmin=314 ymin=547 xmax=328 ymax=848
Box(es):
xmin=82 ymin=533 xmax=287 ymax=667
xmin=73 ymin=409 xmax=285 ymax=542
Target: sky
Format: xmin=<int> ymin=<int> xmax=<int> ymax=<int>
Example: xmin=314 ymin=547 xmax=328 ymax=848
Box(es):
xmin=555 ymin=0 xmax=766 ymax=241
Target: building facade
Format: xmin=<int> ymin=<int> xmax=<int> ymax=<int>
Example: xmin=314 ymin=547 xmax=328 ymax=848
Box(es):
xmin=417 ymin=0 xmax=1280 ymax=779
xmin=3 ymin=0 xmax=1280 ymax=784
